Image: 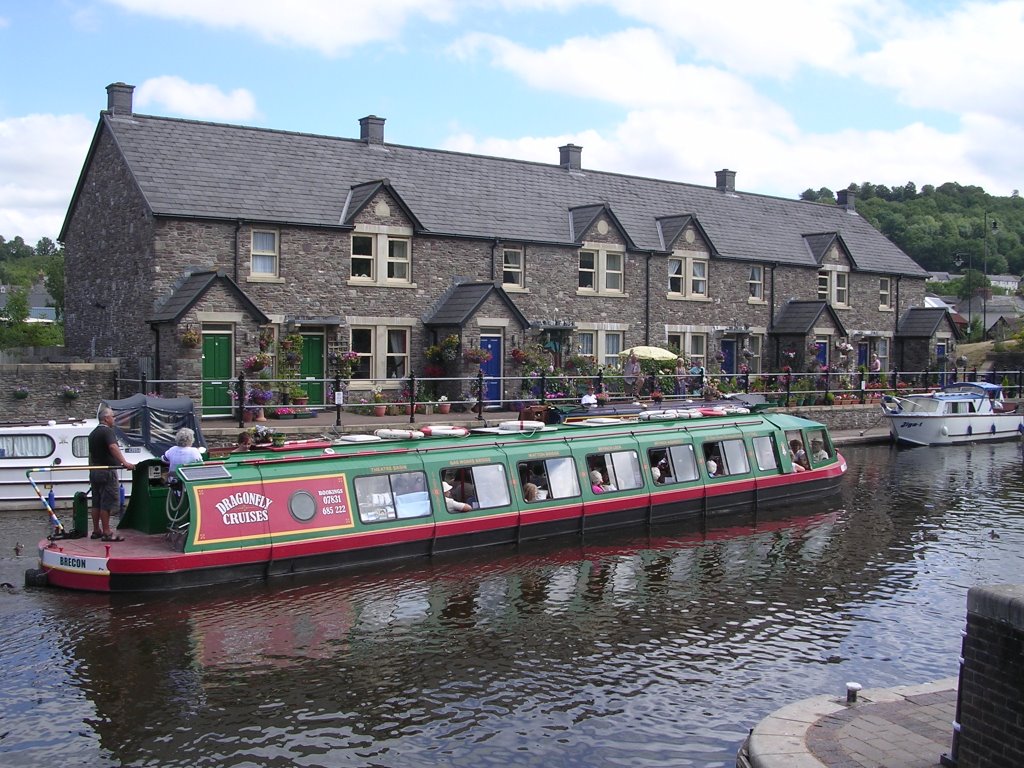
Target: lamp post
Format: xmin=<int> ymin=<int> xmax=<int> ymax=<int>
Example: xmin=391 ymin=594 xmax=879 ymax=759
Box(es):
xmin=983 ymin=213 xmax=998 ymax=341
xmin=954 ymin=251 xmax=975 ymax=340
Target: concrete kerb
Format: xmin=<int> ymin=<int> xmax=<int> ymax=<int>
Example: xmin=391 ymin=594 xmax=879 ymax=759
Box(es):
xmin=745 ymin=677 xmax=958 ymax=768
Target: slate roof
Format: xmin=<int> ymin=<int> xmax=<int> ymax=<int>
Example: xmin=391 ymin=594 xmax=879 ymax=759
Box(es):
xmin=896 ymin=307 xmax=959 ymax=339
xmin=772 ymin=300 xmax=848 ymax=337
xmin=148 ymin=270 xmax=270 ymax=324
xmin=63 ymin=111 xmax=928 ymax=277
xmin=424 ymin=282 xmax=529 ymax=329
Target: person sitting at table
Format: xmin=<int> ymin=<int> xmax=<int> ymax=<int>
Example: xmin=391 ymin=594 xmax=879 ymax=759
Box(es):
xmin=581 ymin=385 xmax=598 ymax=407
xmin=443 ymin=481 xmax=472 ymax=512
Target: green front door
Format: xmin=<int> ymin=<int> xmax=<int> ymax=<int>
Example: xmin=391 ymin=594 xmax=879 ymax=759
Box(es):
xmin=300 ymin=334 xmax=325 ymax=405
xmin=201 ymin=332 xmax=233 ymax=416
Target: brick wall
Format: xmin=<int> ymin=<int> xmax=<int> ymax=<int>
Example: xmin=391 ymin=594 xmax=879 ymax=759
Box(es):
xmin=956 ymin=584 xmax=1024 ymax=767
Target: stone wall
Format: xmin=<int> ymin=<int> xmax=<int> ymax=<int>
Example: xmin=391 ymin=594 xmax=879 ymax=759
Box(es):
xmin=955 ymin=584 xmax=1024 ymax=767
xmin=0 ymin=363 xmax=122 ymax=422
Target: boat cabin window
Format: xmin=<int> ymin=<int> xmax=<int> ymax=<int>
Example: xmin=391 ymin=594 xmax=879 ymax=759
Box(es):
xmin=785 ymin=431 xmax=809 ymax=470
xmin=752 ymin=435 xmax=779 ymax=471
xmin=647 ymin=445 xmax=699 ymax=485
xmin=72 ymin=436 xmax=90 ymax=458
xmin=0 ymin=434 xmax=56 ymax=459
xmin=518 ymin=457 xmax=581 ymax=502
xmin=354 ymin=471 xmax=430 ymax=523
xmin=441 ymin=464 xmax=510 ymax=509
xmin=586 ymin=450 xmax=643 ymax=492
xmin=702 ymin=439 xmax=749 ymax=477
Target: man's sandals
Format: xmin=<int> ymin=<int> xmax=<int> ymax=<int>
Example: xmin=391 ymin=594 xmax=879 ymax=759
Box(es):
xmin=101 ymin=534 xmax=125 ymax=542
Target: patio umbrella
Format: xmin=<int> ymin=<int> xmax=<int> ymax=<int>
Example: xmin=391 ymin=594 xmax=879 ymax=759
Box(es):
xmin=619 ymin=345 xmax=678 ymax=362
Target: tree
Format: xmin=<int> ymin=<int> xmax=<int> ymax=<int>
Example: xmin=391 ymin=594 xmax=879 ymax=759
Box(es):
xmin=957 ymin=269 xmax=989 ymax=300
xmin=3 ymin=287 xmax=29 ymax=325
xmin=43 ymin=253 xmax=65 ymax=321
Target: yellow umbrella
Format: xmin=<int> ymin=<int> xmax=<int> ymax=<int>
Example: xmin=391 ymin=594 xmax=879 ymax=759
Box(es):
xmin=619 ymin=345 xmax=678 ymax=362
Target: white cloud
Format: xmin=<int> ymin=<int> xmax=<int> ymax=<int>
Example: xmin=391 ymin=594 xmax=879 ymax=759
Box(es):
xmin=135 ymin=76 xmax=259 ymax=121
xmin=0 ymin=114 xmax=94 ymax=242
xmin=104 ymin=0 xmax=457 ymax=56
xmin=858 ymin=1 xmax=1024 ymax=123
xmin=0 ymin=16 xmax=10 ymax=29
xmin=450 ymin=28 xmax=796 ymax=130
xmin=603 ymin=0 xmax=893 ymax=79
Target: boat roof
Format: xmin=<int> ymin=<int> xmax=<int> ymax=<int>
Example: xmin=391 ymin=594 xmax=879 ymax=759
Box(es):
xmin=943 ymin=381 xmax=1003 ymax=393
xmin=102 ymin=393 xmax=207 ymax=454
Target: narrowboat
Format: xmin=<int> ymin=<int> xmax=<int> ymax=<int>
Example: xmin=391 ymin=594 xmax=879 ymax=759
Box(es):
xmin=32 ymin=408 xmax=846 ymax=592
xmin=880 ymin=381 xmax=1023 ymax=446
xmin=2 ymin=394 xmax=205 ymax=510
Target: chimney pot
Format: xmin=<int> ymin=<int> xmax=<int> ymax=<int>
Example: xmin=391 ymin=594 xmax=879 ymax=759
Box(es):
xmin=559 ymin=143 xmax=582 ymax=171
xmin=359 ymin=115 xmax=386 ymax=145
xmin=105 ymin=82 xmax=135 ymax=116
xmin=715 ymin=169 xmax=736 ymax=193
xmin=837 ymin=189 xmax=857 ymax=211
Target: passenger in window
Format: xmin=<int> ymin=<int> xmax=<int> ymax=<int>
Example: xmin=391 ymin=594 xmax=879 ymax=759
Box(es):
xmin=789 ymin=439 xmax=809 ymax=470
xmin=523 ymin=483 xmax=539 ymax=502
xmin=442 ymin=481 xmax=472 ymax=512
xmin=650 ymin=455 xmax=669 ymax=484
xmin=705 ymin=459 xmax=718 ymax=477
xmin=446 ymin=469 xmax=476 ymax=504
xmin=590 ymin=470 xmax=605 ymax=493
xmin=810 ymin=439 xmax=829 ymax=462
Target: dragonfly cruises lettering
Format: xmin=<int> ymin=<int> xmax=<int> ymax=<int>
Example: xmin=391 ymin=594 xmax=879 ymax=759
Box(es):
xmin=216 ymin=490 xmax=272 ymax=525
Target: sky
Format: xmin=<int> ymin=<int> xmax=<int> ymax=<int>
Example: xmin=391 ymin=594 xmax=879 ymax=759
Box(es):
xmin=1 ymin=0 xmax=1023 ymax=245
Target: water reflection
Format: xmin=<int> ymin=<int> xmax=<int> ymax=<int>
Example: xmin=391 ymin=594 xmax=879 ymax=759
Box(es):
xmin=0 ymin=442 xmax=1022 ymax=767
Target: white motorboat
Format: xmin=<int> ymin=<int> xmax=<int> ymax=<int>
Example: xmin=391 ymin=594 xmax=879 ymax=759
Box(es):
xmin=880 ymin=381 xmax=1023 ymax=446
xmin=0 ymin=394 xmax=205 ymax=510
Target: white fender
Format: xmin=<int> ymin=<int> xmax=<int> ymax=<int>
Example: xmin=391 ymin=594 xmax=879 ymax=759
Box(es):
xmin=679 ymin=409 xmax=704 ymax=418
xmin=420 ymin=425 xmax=470 ymax=437
xmin=373 ymin=428 xmax=425 ymax=440
xmin=498 ymin=420 xmax=546 ymax=432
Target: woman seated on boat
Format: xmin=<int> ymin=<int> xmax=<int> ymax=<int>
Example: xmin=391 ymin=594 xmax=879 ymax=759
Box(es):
xmin=163 ymin=427 xmax=204 ymax=480
xmin=233 ymin=431 xmax=253 ymax=452
xmin=650 ymin=455 xmax=669 ymax=484
xmin=523 ymin=483 xmax=539 ymax=502
xmin=442 ymin=481 xmax=473 ymax=513
xmin=590 ymin=470 xmax=606 ymax=493
xmin=581 ymin=385 xmax=598 ymax=407
xmin=445 ymin=469 xmax=477 ymax=505
xmin=788 ymin=438 xmax=809 ymax=471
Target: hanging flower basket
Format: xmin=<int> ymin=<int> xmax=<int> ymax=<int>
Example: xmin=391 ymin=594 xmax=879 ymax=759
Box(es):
xmin=243 ymin=352 xmax=272 ymax=373
xmin=13 ymin=387 xmax=29 ymax=400
xmin=463 ymin=347 xmax=493 ymax=365
xmin=180 ymin=328 xmax=201 ymax=348
xmin=60 ymin=384 xmax=82 ymax=400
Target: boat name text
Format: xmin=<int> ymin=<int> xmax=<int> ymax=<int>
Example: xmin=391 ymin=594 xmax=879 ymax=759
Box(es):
xmin=216 ymin=491 xmax=272 ymax=524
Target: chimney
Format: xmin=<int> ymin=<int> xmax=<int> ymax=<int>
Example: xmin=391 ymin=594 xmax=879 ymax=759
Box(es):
xmin=715 ymin=169 xmax=736 ymax=193
xmin=559 ymin=143 xmax=582 ymax=171
xmin=359 ymin=115 xmax=386 ymax=145
xmin=105 ymin=82 xmax=135 ymax=116
xmin=837 ymin=188 xmax=857 ymax=211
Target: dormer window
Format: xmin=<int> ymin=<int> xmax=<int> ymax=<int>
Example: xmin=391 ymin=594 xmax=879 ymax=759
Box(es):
xmin=668 ymin=252 xmax=709 ymax=300
xmin=577 ymin=245 xmax=625 ymax=296
xmin=349 ymin=226 xmax=414 ymax=287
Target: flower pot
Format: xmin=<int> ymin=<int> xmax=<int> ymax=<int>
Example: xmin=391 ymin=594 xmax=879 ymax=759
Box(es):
xmin=292 ymin=396 xmax=309 ymax=406
xmin=254 ymin=408 xmax=267 ymax=422
xmin=373 ymin=404 xmax=387 ymax=417
xmin=437 ymin=402 xmax=451 ymax=414
xmin=243 ymin=409 xmax=254 ymax=423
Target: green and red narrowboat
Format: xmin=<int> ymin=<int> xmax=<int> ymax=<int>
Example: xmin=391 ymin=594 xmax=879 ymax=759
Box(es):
xmin=34 ymin=408 xmax=846 ymax=592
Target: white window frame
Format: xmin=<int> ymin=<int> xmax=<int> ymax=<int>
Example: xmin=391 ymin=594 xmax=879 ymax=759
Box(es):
xmin=744 ymin=336 xmax=762 ymax=373
xmin=577 ymin=244 xmax=625 ymax=296
xmin=667 ymin=251 xmax=710 ymax=300
xmin=876 ymin=338 xmax=890 ymax=372
xmin=817 ymin=267 xmax=851 ymax=307
xmin=350 ymin=325 xmax=410 ymax=381
xmin=747 ymin=265 xmax=764 ymax=302
xmin=502 ymin=248 xmax=525 ymax=289
xmin=668 ymin=330 xmax=708 ymax=366
xmin=251 ymin=230 xmax=279 ymax=278
xmin=577 ymin=329 xmax=624 ymax=368
xmin=349 ymin=226 xmax=414 ymax=287
xmin=879 ymin=277 xmax=892 ymax=310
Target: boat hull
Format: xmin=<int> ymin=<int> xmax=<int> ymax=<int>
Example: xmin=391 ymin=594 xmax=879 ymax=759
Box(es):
xmin=884 ymin=412 xmax=1024 ymax=446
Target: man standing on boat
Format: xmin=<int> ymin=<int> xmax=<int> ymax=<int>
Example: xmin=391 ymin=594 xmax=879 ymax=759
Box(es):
xmin=89 ymin=406 xmax=135 ymax=542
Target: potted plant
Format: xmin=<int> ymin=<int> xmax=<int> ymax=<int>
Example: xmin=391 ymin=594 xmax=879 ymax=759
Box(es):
xmin=243 ymin=351 xmax=272 ymax=373
xmin=13 ymin=386 xmax=29 ymax=400
xmin=371 ymin=385 xmax=387 ymax=416
xmin=436 ymin=394 xmax=451 ymax=414
xmin=286 ymin=384 xmax=308 ymax=405
xmin=463 ymin=347 xmax=493 ymax=365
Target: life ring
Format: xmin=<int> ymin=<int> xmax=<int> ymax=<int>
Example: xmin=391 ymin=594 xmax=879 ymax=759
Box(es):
xmin=373 ymin=428 xmax=425 ymax=440
xmin=498 ymin=420 xmax=546 ymax=432
xmin=699 ymin=408 xmax=727 ymax=417
xmin=420 ymin=425 xmax=470 ymax=437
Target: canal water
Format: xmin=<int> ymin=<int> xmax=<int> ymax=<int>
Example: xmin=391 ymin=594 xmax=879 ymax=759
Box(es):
xmin=0 ymin=442 xmax=1021 ymax=767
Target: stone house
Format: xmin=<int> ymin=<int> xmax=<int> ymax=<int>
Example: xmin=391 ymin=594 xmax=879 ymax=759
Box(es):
xmin=61 ymin=82 xmax=935 ymax=408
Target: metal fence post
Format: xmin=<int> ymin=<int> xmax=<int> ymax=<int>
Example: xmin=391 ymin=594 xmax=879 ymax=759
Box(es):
xmin=335 ymin=371 xmax=342 ymax=427
xmin=237 ymin=372 xmax=246 ymax=428
xmin=476 ymin=369 xmax=484 ymax=421
xmin=409 ymin=373 xmax=417 ymax=424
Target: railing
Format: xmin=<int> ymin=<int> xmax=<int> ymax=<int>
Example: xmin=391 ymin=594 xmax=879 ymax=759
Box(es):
xmin=117 ymin=365 xmax=1024 ymax=426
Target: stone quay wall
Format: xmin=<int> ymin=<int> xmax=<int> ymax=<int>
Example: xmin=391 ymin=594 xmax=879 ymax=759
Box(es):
xmin=0 ymin=363 xmax=120 ymax=423
xmin=956 ymin=584 xmax=1024 ymax=767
